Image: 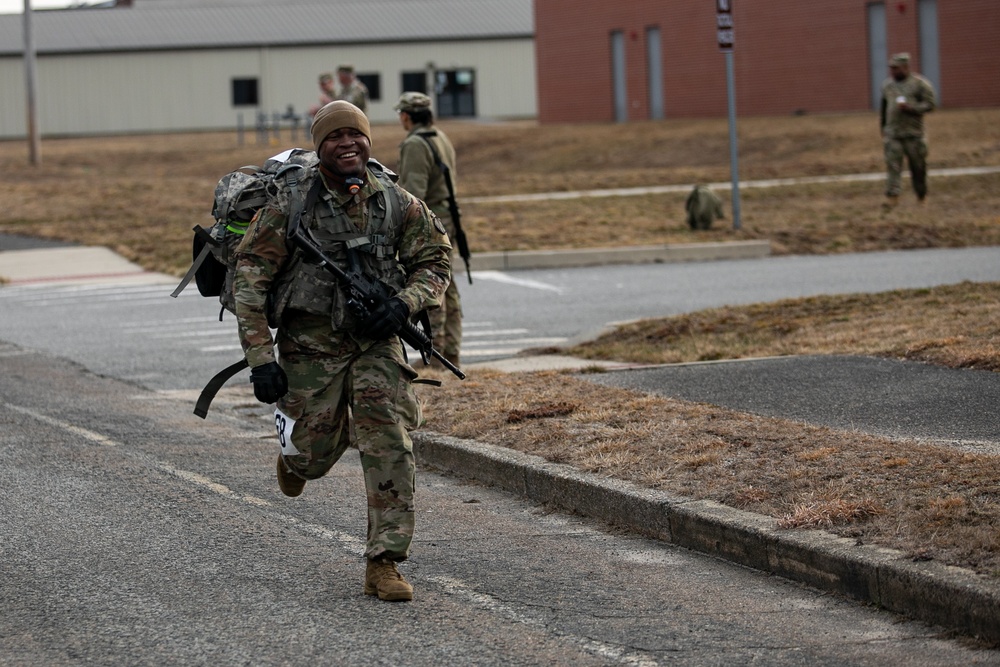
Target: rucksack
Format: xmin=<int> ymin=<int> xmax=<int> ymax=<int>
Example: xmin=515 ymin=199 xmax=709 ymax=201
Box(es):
xmin=684 ymin=184 xmax=725 ymax=230
xmin=172 ymin=149 xmax=407 ymax=418
xmin=171 ymin=147 xmax=318 ymax=318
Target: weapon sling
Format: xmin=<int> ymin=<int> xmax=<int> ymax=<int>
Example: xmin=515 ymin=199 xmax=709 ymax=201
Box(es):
xmin=416 ymin=131 xmax=472 ymax=284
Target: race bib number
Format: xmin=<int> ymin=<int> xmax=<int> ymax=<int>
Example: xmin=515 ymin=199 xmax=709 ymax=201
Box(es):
xmin=274 ymin=407 xmax=301 ymax=456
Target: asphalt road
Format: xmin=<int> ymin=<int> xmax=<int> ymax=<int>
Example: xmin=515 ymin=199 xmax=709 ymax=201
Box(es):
xmin=3 ymin=343 xmax=996 ymax=665
xmin=1 ymin=246 xmax=999 ymax=393
xmin=466 ymin=245 xmax=1000 ymax=354
xmin=3 ymin=247 xmax=1000 ymax=662
xmin=584 ymin=355 xmax=1000 ymax=452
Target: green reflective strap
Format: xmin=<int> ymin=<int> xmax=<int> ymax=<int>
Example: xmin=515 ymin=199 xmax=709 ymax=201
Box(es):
xmin=225 ymin=220 xmax=251 ymax=235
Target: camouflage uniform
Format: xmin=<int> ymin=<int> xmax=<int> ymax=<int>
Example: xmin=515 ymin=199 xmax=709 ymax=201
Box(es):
xmin=233 ymin=159 xmax=451 ymax=561
xmin=397 ymin=120 xmax=463 ymax=364
xmin=880 ymin=61 xmax=937 ymax=199
xmin=337 ymin=80 xmax=370 ymax=114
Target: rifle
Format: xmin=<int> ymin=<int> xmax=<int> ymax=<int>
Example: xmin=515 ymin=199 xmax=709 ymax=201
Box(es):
xmin=417 ymin=131 xmax=472 ymax=284
xmin=288 ymin=222 xmax=466 ymax=380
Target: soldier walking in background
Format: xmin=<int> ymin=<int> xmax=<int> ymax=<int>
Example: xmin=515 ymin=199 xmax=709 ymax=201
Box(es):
xmin=307 ymin=72 xmax=337 ymax=118
xmin=880 ymin=52 xmax=937 ymax=212
xmin=232 ymin=101 xmax=452 ymax=601
xmin=395 ymin=92 xmax=463 ymax=369
xmin=336 ymin=65 xmax=370 ymax=114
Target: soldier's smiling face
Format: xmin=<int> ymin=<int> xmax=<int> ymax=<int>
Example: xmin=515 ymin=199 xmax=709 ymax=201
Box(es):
xmin=319 ymin=128 xmax=370 ymax=177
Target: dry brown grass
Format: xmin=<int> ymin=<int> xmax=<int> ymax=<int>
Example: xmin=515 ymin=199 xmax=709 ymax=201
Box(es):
xmin=416 ymin=368 xmax=1000 ymax=576
xmin=565 ymin=282 xmax=1000 ymax=371
xmin=3 ymin=109 xmax=1000 ymax=575
xmin=2 ymin=108 xmax=999 ymax=272
xmin=514 ymin=280 xmax=1000 ymax=575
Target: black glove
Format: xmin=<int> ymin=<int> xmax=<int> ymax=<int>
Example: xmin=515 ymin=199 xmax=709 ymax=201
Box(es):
xmin=249 ymin=361 xmax=288 ymax=404
xmin=359 ymin=297 xmax=410 ymax=340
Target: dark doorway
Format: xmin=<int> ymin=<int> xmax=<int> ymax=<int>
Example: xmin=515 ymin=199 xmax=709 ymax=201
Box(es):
xmin=435 ymin=69 xmax=476 ymax=118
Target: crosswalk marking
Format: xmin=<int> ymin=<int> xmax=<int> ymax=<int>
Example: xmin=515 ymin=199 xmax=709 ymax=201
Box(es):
xmin=1 ymin=284 xmax=568 ymax=362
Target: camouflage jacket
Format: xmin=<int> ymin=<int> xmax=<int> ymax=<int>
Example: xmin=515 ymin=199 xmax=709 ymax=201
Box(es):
xmin=397 ymin=123 xmax=457 ymax=228
xmin=880 ymin=74 xmax=937 ymax=139
xmin=337 ymin=80 xmax=370 ymax=114
xmin=232 ymin=163 xmax=452 ymax=368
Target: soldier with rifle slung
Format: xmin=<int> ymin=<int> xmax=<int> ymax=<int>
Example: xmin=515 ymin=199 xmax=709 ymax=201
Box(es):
xmin=232 ymin=100 xmax=453 ymax=602
xmin=395 ymin=91 xmax=469 ymax=369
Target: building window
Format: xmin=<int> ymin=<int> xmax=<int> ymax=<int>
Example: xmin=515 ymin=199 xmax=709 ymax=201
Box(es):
xmin=358 ymin=73 xmax=381 ymax=102
xmin=401 ymin=71 xmax=428 ymax=94
xmin=232 ymin=78 xmax=258 ymax=107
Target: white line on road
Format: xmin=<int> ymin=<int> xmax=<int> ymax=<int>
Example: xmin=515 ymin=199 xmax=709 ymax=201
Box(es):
xmin=462 ymin=328 xmax=528 ymax=337
xmin=201 ymin=344 xmax=244 ymax=353
xmin=461 ymin=344 xmax=567 ymax=358
xmin=461 ymin=337 xmax=567 ymax=348
xmin=473 ymin=270 xmax=565 ymax=293
xmin=7 ymin=400 xmax=657 ymax=665
xmin=121 ymin=317 xmax=227 ymax=329
xmin=6 ymin=402 xmax=120 ymax=447
xmin=147 ymin=329 xmax=239 ymax=339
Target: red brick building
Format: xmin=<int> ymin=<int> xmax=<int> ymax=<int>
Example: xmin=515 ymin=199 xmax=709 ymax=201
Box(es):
xmin=534 ymin=0 xmax=1000 ymax=123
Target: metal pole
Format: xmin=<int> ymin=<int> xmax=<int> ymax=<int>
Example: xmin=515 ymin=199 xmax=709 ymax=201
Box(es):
xmin=23 ymin=0 xmax=41 ymax=165
xmin=725 ymin=49 xmax=741 ymax=229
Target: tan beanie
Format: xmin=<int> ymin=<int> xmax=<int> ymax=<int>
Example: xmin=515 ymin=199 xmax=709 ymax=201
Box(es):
xmin=310 ymin=100 xmax=371 ymax=150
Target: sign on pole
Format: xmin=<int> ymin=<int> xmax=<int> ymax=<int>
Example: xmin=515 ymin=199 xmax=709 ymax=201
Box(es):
xmin=717 ymin=0 xmax=734 ymax=51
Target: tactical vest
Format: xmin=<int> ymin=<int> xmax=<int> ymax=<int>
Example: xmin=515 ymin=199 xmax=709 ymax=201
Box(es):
xmin=268 ymin=161 xmax=406 ymax=330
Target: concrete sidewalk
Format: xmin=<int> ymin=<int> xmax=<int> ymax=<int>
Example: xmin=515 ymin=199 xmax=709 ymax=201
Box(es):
xmin=0 ymin=242 xmax=175 ymax=286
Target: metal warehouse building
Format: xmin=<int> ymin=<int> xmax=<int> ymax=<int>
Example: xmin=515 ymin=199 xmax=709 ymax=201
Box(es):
xmin=0 ymin=0 xmax=535 ymax=138
xmin=534 ymin=0 xmax=1000 ymax=123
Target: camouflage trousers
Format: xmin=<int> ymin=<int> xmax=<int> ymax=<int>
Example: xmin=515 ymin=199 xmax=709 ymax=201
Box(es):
xmin=884 ymin=135 xmax=929 ymax=199
xmin=275 ymin=313 xmax=422 ymax=561
xmin=429 ymin=273 xmax=462 ymax=360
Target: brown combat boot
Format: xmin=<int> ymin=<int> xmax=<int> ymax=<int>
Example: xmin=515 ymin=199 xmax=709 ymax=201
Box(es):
xmin=364 ymin=559 xmax=414 ymax=601
xmin=276 ymin=455 xmax=306 ymax=498
xmin=880 ymin=195 xmax=899 ymax=214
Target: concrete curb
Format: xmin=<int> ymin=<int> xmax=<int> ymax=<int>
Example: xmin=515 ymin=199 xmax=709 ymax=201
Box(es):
xmin=462 ymin=166 xmax=1000 ymax=205
xmin=459 ymin=240 xmax=770 ymax=272
xmin=412 ymin=431 xmax=1000 ymax=644
xmin=0 ymin=238 xmax=768 ymax=286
